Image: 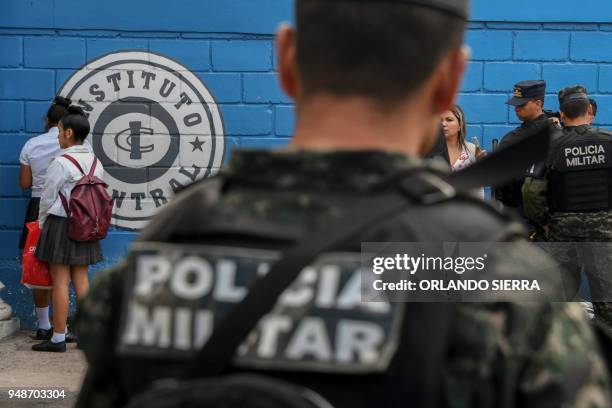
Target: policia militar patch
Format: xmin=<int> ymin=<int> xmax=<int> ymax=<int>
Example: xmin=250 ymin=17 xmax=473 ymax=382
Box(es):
xmin=117 ymin=242 xmax=404 ymax=374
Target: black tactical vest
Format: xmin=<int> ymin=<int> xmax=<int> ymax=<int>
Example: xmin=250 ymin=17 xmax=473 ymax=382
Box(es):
xmin=112 ymin=168 xmax=524 ymax=408
xmin=547 ymin=126 xmax=612 ymax=213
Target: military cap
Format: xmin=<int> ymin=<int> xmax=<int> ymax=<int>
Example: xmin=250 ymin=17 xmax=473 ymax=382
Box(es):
xmin=310 ymin=0 xmax=470 ymax=20
xmin=506 ymin=80 xmax=547 ymax=106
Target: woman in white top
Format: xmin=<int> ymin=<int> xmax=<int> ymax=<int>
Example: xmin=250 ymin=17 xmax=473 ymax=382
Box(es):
xmin=32 ymin=106 xmax=104 ymax=352
xmin=441 ymin=105 xmax=486 ymax=198
xmin=19 ymin=96 xmax=71 ymax=341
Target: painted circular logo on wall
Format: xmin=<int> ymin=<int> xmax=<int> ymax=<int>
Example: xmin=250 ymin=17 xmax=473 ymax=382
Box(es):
xmin=58 ymin=51 xmax=225 ymax=230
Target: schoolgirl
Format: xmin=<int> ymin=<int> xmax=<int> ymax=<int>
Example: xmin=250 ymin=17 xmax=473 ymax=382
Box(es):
xmin=33 ymin=106 xmax=104 ymax=352
xmin=19 ymin=96 xmax=71 ymax=340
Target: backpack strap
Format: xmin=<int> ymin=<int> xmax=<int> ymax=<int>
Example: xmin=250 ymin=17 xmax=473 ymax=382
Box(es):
xmin=59 ymin=192 xmax=70 ymax=214
xmin=57 ymin=154 xmax=98 ymax=215
xmin=62 ymin=154 xmax=86 ymax=176
xmin=88 ymin=157 xmax=98 ymax=177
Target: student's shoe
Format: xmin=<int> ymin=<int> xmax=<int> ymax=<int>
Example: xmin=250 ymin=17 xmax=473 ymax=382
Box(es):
xmin=31 ymin=328 xmax=53 ymax=341
xmin=32 ymin=340 xmax=66 ymax=353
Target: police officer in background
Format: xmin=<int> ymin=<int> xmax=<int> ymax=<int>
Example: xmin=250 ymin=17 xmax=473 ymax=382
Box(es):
xmin=523 ymin=85 xmax=612 ymax=328
xmin=495 ymin=80 xmax=551 ymax=239
xmin=75 ymin=1 xmax=610 ymax=407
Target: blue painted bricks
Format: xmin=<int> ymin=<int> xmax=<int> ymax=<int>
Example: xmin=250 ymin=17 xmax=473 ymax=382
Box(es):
xmin=212 ymin=41 xmax=273 ymax=72
xmin=222 ymin=105 xmax=273 ymax=135
xmin=465 ymin=31 xmax=513 ymax=61
xmin=0 ymin=69 xmax=54 ymax=100
xmin=543 ymin=64 xmax=598 ymax=93
xmin=484 ymin=63 xmax=542 ymax=91
xmin=0 ymin=101 xmax=23 ymax=131
xmin=275 ymin=105 xmax=295 ymax=137
xmin=457 ymin=94 xmax=508 ymax=124
xmin=461 ymin=63 xmax=483 ymax=92
xmin=24 ymin=37 xmax=86 ymax=69
xmin=196 ymin=73 xmax=242 ymax=103
xmin=3 ymin=0 xmax=612 ymax=326
xmin=24 ymin=102 xmax=50 ymax=133
xmin=514 ymin=32 xmax=569 ymax=61
xmin=0 ymin=134 xmax=28 ymax=164
xmin=571 ymin=33 xmax=612 ymax=62
xmin=149 ymin=40 xmax=211 ymax=71
xmin=243 ymin=73 xmax=291 ymax=104
xmin=0 ymin=36 xmax=22 ymax=68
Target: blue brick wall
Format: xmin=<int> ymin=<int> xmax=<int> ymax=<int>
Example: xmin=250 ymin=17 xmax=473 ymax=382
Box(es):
xmin=212 ymin=41 xmax=273 ymax=72
xmin=461 ymin=24 xmax=612 ymax=150
xmin=2 ymin=0 xmax=612 ymax=327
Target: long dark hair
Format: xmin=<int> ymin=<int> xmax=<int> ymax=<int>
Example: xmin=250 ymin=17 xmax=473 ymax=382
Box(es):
xmin=60 ymin=106 xmax=90 ymax=143
xmin=450 ymin=104 xmax=467 ymax=151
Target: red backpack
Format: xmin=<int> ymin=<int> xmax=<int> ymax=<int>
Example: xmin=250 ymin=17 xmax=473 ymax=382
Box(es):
xmin=58 ymin=154 xmax=113 ymax=242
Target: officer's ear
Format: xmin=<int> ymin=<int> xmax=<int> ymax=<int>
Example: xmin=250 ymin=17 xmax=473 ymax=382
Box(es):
xmin=430 ymin=46 xmax=468 ymax=113
xmin=276 ymin=24 xmax=300 ymax=101
xmin=536 ymin=99 xmax=544 ymax=110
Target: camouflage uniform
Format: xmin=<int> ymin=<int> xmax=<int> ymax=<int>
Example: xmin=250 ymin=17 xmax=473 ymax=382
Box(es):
xmin=522 ymin=125 xmax=612 ymax=328
xmin=77 ymin=150 xmax=610 ymax=407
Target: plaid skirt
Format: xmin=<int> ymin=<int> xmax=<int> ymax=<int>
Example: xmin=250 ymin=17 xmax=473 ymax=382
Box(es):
xmin=35 ymin=215 xmax=103 ymax=265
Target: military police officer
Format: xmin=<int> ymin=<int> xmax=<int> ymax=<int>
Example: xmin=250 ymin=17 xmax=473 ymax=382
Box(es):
xmin=495 ymin=80 xmax=552 ymax=239
xmin=523 ymin=85 xmax=612 ymax=328
xmin=76 ymin=2 xmax=610 ymax=407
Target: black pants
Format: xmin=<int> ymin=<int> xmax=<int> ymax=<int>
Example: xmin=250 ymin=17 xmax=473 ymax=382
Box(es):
xmin=18 ymin=197 xmax=41 ymax=250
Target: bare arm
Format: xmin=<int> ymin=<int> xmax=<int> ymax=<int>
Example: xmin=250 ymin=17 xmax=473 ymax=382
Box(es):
xmin=20 ymin=165 xmax=33 ymax=189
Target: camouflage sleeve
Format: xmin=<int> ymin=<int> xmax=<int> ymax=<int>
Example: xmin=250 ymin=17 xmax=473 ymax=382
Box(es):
xmin=522 ymin=177 xmax=549 ymax=227
xmin=505 ymin=243 xmax=611 ymax=406
xmin=518 ymin=302 xmax=611 ymax=408
xmin=75 ymin=264 xmax=127 ymax=408
xmin=444 ymin=302 xmax=610 ymax=407
xmin=443 ymin=241 xmax=610 ymax=407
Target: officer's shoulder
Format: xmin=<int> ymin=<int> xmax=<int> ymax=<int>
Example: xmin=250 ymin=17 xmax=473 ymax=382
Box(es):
xmin=594 ymin=127 xmax=612 ymax=137
xmin=137 ymin=176 xmax=225 ymax=242
xmin=393 ymin=167 xmax=524 ymax=241
xmin=499 ymin=126 xmax=520 ymax=142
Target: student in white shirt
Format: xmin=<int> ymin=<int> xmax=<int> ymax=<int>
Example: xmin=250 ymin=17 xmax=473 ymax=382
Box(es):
xmin=18 ymin=96 xmax=71 ymax=341
xmin=32 ymin=106 xmax=104 ymax=353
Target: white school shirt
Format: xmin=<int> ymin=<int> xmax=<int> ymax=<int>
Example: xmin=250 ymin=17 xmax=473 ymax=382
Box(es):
xmin=19 ymin=127 xmax=62 ymax=198
xmin=38 ymin=145 xmax=105 ymax=227
xmin=19 ymin=128 xmax=93 ymax=198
